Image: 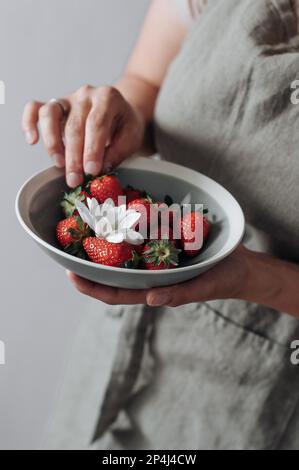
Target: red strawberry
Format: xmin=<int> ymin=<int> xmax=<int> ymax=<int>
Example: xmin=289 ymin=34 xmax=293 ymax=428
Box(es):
xmin=134 ymin=242 xmax=145 ymax=256
xmin=56 ymin=216 xmax=91 ymax=258
xmin=127 ymin=197 xmax=158 ymax=232
xmin=142 ymin=239 xmax=181 ymax=270
xmin=181 ymin=212 xmax=210 ymax=257
xmin=83 ymin=238 xmax=139 ymax=268
xmin=61 ymin=186 xmax=89 ymax=217
xmin=90 ymin=175 xmax=124 ymax=205
xmin=123 ymin=186 xmax=143 ymax=204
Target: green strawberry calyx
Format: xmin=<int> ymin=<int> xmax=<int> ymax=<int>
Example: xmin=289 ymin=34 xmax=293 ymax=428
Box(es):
xmin=123 ymin=250 xmax=140 ymax=269
xmin=64 ymin=216 xmax=92 ymax=259
xmin=143 ymin=239 xmax=181 ymax=268
xmin=61 ymin=186 xmax=86 ymax=217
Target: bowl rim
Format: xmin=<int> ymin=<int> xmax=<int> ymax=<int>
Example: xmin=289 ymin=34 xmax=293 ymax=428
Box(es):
xmin=15 ymin=155 xmax=245 ymax=276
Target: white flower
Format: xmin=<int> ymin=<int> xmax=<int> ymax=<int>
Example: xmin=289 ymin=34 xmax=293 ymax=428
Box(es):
xmin=75 ymin=198 xmax=144 ymax=245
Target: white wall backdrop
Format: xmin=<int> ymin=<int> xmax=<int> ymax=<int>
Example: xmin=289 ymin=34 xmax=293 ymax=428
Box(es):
xmin=0 ymin=0 xmax=149 ymax=450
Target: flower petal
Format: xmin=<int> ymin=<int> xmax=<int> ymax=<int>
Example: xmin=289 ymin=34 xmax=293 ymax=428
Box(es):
xmin=106 ymin=231 xmax=125 ymax=244
xmin=100 ymin=198 xmax=115 ymax=213
xmin=75 ymin=201 xmax=95 ymax=230
xmin=124 ymin=229 xmax=144 ymax=245
xmin=119 ymin=211 xmax=141 ymax=230
xmin=117 ymin=204 xmax=127 ymax=223
xmin=95 ymin=217 xmax=113 ymax=238
xmin=91 ymin=198 xmax=100 ymax=214
xmin=105 ymin=207 xmax=119 ymax=230
xmin=94 ymin=205 xmax=102 ymax=218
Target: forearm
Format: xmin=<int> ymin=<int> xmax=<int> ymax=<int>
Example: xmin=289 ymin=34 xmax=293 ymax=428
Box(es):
xmin=115 ymin=75 xmax=159 ymax=126
xmin=115 ymin=0 xmax=187 ymax=149
xmin=114 ymin=75 xmax=158 ymax=154
xmin=239 ymin=249 xmax=299 ymax=316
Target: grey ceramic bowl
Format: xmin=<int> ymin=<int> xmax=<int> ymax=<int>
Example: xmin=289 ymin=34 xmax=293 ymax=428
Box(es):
xmin=15 ymin=156 xmax=245 ymax=289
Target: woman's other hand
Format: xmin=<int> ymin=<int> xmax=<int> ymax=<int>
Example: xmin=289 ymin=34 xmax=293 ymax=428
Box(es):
xmin=67 ymin=245 xmax=299 ymax=316
xmin=67 ymin=245 xmax=250 ymax=307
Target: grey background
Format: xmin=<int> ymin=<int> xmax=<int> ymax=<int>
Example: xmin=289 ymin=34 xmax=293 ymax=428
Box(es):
xmin=0 ymin=0 xmax=149 ymax=450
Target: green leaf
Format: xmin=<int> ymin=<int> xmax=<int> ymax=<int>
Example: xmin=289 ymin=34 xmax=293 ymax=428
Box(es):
xmin=164 ymin=195 xmax=174 ymax=206
xmin=124 ymin=251 xmax=140 ymax=269
xmin=64 ymin=241 xmax=88 ymax=260
xmin=75 ymin=216 xmax=84 ymax=232
xmin=68 ymin=228 xmax=78 ymax=238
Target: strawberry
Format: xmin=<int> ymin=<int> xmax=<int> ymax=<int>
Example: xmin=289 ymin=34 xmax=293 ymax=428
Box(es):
xmin=61 ymin=186 xmax=89 ymax=217
xmin=123 ymin=186 xmax=143 ymax=204
xmin=134 ymin=242 xmax=145 ymax=256
xmin=82 ymin=238 xmax=139 ymax=268
xmin=142 ymin=239 xmax=181 ymax=270
xmin=127 ymin=197 xmax=158 ymax=231
xmin=56 ymin=216 xmax=91 ymax=259
xmin=89 ymin=175 xmax=124 ymax=205
xmin=180 ymin=212 xmax=210 ymax=257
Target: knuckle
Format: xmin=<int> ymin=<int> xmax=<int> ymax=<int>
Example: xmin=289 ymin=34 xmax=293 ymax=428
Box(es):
xmin=84 ymin=150 xmax=97 ymax=161
xmin=24 ymin=100 xmax=37 ymax=112
xmin=75 ymin=98 xmax=90 ymax=111
xmin=38 ymin=104 xmax=51 ymax=119
xmin=99 ymin=85 xmax=119 ymax=102
xmin=68 ymin=165 xmax=83 ymax=175
xmin=66 ymin=115 xmax=85 ymax=134
xmin=66 ymin=155 xmax=83 ymax=172
xmin=88 ymin=110 xmax=109 ymax=130
xmin=76 ymin=84 xmax=93 ymax=98
xmin=46 ymin=140 xmax=59 ymax=154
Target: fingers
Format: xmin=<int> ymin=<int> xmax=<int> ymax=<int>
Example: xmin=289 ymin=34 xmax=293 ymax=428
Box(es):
xmin=64 ymin=100 xmax=91 ymax=187
xmin=146 ymin=274 xmax=216 ymax=307
xmin=23 ymin=85 xmax=135 ymax=187
xmin=146 ymin=284 xmax=194 ymax=308
xmin=22 ymin=101 xmax=43 ymax=145
xmin=38 ymin=102 xmax=66 ymax=168
xmin=67 ymin=272 xmax=147 ymax=305
xmin=83 ymin=87 xmax=123 ymax=175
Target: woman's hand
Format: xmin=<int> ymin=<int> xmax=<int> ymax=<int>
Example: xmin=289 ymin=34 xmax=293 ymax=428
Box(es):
xmin=67 ymin=245 xmax=299 ymax=316
xmin=21 ymin=0 xmax=189 ymax=188
xmin=67 ymin=245 xmax=250 ymax=307
xmin=22 ymin=85 xmax=145 ymax=187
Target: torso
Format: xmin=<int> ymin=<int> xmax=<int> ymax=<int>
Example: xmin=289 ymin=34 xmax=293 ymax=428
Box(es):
xmin=172 ymin=0 xmax=299 ymax=30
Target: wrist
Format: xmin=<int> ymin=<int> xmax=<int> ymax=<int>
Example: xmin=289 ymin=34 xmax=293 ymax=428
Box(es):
xmin=115 ymin=74 xmax=159 ymax=123
xmin=236 ymin=248 xmax=281 ymax=305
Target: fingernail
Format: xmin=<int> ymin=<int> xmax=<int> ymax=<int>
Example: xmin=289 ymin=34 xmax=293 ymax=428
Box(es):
xmin=52 ymin=154 xmax=65 ymax=168
xmin=67 ymin=172 xmax=82 ymax=188
xmin=25 ymin=131 xmax=35 ymax=145
xmin=147 ymin=292 xmax=171 ymax=307
xmin=85 ymin=161 xmax=101 ymax=176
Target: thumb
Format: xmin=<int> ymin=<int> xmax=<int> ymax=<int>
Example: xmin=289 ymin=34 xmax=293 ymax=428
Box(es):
xmin=146 ymin=284 xmax=195 ymax=308
xmin=146 ymin=272 xmax=216 ymax=307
